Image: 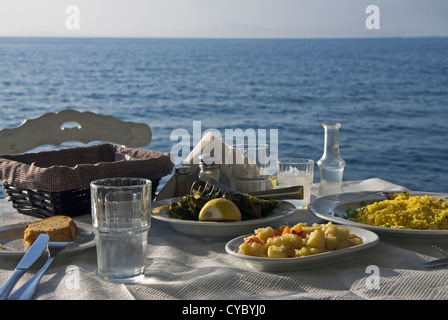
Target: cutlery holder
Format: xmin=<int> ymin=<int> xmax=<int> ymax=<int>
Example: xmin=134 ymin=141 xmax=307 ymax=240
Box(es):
xmin=0 ymin=144 xmax=174 ymax=218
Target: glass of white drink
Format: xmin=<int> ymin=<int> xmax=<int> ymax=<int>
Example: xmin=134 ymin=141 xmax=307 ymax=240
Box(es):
xmin=277 ymin=159 xmax=314 ymax=206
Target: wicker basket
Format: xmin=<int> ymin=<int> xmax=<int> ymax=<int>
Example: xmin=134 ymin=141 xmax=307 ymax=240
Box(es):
xmin=0 ymin=144 xmax=173 ymax=218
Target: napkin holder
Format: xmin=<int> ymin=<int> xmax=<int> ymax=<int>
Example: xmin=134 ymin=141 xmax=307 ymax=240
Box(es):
xmin=156 ymin=132 xmax=274 ymax=200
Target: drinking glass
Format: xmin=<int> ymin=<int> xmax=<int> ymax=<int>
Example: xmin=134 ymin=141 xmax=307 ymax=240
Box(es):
xmin=90 ymin=177 xmax=151 ymax=283
xmin=277 ymin=159 xmax=314 ymax=205
xmin=227 ymin=144 xmax=270 ymax=193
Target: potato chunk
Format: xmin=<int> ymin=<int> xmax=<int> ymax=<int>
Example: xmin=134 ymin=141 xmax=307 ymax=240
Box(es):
xmin=254 ymin=227 xmax=274 ymax=243
xmin=266 ymin=233 xmax=303 ymax=249
xmin=306 ymin=229 xmax=325 ymax=250
xmin=267 ymin=245 xmax=289 ymax=258
xmin=238 ymin=242 xmax=267 ymax=257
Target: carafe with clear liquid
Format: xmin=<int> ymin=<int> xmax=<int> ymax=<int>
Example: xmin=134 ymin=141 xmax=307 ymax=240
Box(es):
xmin=317 ymin=123 xmax=346 ymax=196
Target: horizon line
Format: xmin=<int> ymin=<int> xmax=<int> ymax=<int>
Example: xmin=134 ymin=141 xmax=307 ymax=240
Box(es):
xmin=0 ymin=35 xmax=447 ymax=41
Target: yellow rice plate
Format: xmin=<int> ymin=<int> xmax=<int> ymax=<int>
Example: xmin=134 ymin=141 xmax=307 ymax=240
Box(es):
xmin=351 ymin=192 xmax=448 ymax=230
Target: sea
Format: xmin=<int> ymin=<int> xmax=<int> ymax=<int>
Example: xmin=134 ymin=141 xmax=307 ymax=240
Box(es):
xmin=0 ymin=37 xmax=447 ymax=198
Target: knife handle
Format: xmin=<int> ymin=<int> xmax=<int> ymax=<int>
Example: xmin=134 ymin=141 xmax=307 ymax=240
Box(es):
xmin=0 ymin=268 xmax=25 ymax=300
xmin=8 ymin=258 xmax=54 ymax=300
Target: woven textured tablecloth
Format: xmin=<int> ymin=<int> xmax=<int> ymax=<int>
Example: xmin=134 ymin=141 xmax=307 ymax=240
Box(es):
xmin=1 ymin=178 xmax=447 ymax=300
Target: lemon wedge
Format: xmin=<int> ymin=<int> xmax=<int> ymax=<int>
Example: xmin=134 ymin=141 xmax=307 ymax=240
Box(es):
xmin=198 ymin=198 xmax=242 ymax=221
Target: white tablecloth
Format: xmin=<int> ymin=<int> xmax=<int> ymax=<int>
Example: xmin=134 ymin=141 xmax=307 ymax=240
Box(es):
xmin=1 ymin=178 xmax=447 ymax=301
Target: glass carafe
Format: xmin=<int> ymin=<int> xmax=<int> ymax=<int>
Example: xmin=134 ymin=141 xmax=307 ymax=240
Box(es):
xmin=317 ymin=123 xmax=346 ymax=196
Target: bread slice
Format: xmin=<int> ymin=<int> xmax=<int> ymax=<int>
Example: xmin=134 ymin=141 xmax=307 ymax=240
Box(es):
xmin=22 ymin=215 xmax=77 ymax=246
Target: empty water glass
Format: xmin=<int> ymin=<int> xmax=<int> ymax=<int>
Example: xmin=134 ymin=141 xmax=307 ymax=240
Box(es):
xmin=227 ymin=144 xmax=270 ymax=193
xmin=91 ymin=177 xmax=152 ymax=283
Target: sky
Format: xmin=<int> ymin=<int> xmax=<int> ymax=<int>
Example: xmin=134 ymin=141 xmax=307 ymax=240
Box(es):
xmin=0 ymin=0 xmax=447 ymax=39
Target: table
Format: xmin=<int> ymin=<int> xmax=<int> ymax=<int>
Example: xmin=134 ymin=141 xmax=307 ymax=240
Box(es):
xmin=1 ymin=178 xmax=447 ymax=301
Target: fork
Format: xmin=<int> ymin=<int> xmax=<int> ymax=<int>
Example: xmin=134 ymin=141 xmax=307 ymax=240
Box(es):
xmin=324 ymin=191 xmax=394 ymax=202
xmin=431 ymin=245 xmax=448 ymax=258
xmin=8 ymin=241 xmax=70 ymax=300
xmin=191 ymin=178 xmax=304 ymax=200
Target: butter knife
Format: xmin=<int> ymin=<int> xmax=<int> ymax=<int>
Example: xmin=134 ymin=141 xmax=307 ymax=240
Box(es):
xmin=0 ymin=233 xmax=50 ymax=300
xmin=423 ymin=257 xmax=448 ymax=268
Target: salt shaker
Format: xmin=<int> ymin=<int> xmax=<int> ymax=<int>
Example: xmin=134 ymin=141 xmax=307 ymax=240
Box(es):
xmin=198 ymin=155 xmax=221 ymax=182
xmin=174 ymin=165 xmax=193 ymax=197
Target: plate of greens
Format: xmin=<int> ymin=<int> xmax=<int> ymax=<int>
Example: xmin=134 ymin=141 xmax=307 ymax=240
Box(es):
xmin=151 ymin=194 xmax=297 ymax=239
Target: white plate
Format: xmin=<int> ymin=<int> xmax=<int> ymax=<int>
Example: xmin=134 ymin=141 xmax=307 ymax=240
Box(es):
xmin=0 ymin=221 xmax=96 ymax=257
xmin=225 ymin=225 xmax=379 ymax=272
xmin=151 ymin=199 xmax=297 ymax=239
xmin=308 ymin=191 xmax=448 ymax=238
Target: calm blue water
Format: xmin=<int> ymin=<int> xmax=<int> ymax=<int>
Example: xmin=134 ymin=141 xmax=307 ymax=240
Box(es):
xmin=1 ymin=37 xmax=447 ymax=196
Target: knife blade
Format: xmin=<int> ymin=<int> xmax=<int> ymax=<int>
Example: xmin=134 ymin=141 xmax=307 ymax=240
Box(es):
xmin=0 ymin=233 xmax=49 ymax=300
xmin=422 ymin=257 xmax=448 ymax=268
xmin=249 ymin=186 xmax=304 ymax=200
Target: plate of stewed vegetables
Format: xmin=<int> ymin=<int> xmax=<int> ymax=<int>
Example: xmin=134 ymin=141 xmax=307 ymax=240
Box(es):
xmin=152 ymin=191 xmax=299 ymax=239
